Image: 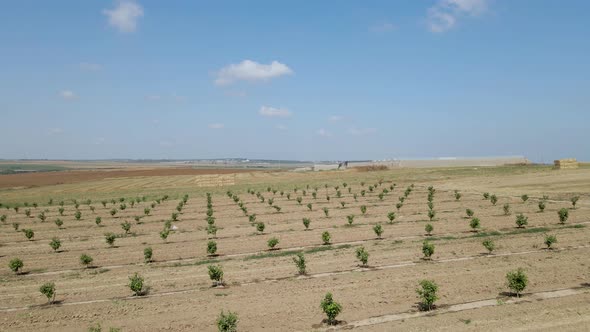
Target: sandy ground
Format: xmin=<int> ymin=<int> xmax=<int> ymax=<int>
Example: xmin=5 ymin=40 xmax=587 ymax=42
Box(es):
xmin=0 ymin=166 xmax=589 ymax=331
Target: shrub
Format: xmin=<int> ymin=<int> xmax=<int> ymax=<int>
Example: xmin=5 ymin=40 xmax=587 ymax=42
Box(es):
xmin=544 ymin=234 xmax=557 ymax=248
xmin=323 ymin=207 xmax=329 ymax=217
xmin=422 ymin=241 xmax=435 ymax=259
xmin=23 ymin=229 xmax=34 ymax=240
xmin=54 ymin=218 xmax=63 ymax=228
xmin=425 ymin=223 xmax=433 ymax=236
xmin=506 ymin=268 xmax=528 ymax=297
xmin=293 ymin=253 xmax=306 ymax=275
xmin=105 ymin=233 xmax=116 ymax=247
xmin=49 ymin=238 xmax=61 ymax=252
xmin=378 ymin=193 xmax=384 ymax=201
xmin=302 ymin=218 xmax=311 ymax=230
xmin=470 ymin=218 xmax=480 ymax=232
xmin=101 ymin=200 xmax=107 ymax=208
xmin=570 ymin=196 xmax=579 ymax=209
xmin=503 ymin=203 xmax=511 ymax=216
xmin=521 ymin=194 xmax=529 ymax=203
xmin=466 ymin=208 xmax=474 ymax=218
xmin=40 ymin=282 xmax=56 ymax=303
xmin=256 ymin=222 xmax=265 ymax=234
xmin=353 ymin=193 xmax=358 ymax=201
xmin=454 ymin=191 xmax=462 ymax=201
xmin=296 ymin=197 xmax=302 ymax=205
xmin=360 ymin=205 xmax=367 ymax=215
xmin=483 ymin=192 xmax=490 ymax=200
xmin=267 ymin=237 xmax=279 ymax=250
xmin=171 ymin=212 xmax=178 ymax=221
xmin=25 ymin=209 xmax=31 ymax=217
xmin=0 ymin=214 xmax=6 ymax=223
xmin=208 ymin=265 xmax=224 ymax=286
xmin=427 ymin=209 xmax=436 ymax=221
xmin=58 ymin=207 xmax=65 ymax=216
xmin=482 ymin=239 xmax=495 ymax=254
xmin=396 ymin=202 xmax=403 ymax=211
xmin=346 ymin=215 xmax=354 ymax=226
xmin=116 ymin=220 xmax=130 ymax=234
xmin=320 ymin=292 xmax=342 ymax=325
xmin=95 ymin=216 xmax=102 ymax=226
xmin=134 ymin=215 xmax=141 ymax=223
xmin=515 ymin=213 xmax=528 ymax=228
xmin=248 ymin=214 xmax=256 ymax=223
xmin=306 ymin=203 xmax=312 ymax=211
xmin=427 ymin=201 xmax=434 ymax=210
xmin=490 ymin=195 xmax=498 ymax=205
xmin=75 ymin=210 xmax=82 ymax=220
xmin=373 ymin=224 xmax=384 ymax=239
xmin=110 ymin=208 xmax=117 ymax=217
xmin=128 ymin=273 xmax=146 ymax=296
xmin=9 ymin=258 xmax=23 ymax=274
xmin=416 ymin=280 xmax=438 ymax=311
xmin=80 ymin=254 xmax=93 ymax=267
xmin=387 ymin=212 xmax=396 ymax=224
xmin=217 ymin=310 xmax=238 ymax=332
xmin=558 ymin=208 xmax=569 ymax=224
xmin=361 ymin=190 xmax=366 ymax=197
xmin=144 ymin=247 xmax=153 ymax=263
xmin=538 ymin=201 xmax=546 ymax=212
xmin=144 ymin=208 xmax=150 ymax=216
xmin=340 ymin=201 xmax=346 ymax=208
xmin=322 ymin=231 xmax=331 ymax=245
xmin=207 ymin=241 xmax=218 ymax=255
xmin=207 ymin=224 xmax=218 ymax=238
xmin=12 ymin=222 xmax=19 ymax=231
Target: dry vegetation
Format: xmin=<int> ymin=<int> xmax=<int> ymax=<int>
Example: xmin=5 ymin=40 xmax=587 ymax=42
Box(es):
xmin=0 ymin=165 xmax=589 ymax=331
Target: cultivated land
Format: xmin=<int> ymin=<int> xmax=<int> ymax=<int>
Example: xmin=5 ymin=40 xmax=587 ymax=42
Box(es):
xmin=0 ymin=165 xmax=589 ymax=331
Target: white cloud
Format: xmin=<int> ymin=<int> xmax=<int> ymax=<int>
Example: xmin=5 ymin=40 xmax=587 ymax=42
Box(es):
xmin=79 ymin=62 xmax=102 ymax=71
xmin=316 ymin=128 xmax=332 ymax=137
xmin=370 ymin=22 xmax=396 ymax=33
xmin=103 ymin=1 xmax=144 ymax=33
xmin=60 ymin=90 xmax=77 ymax=100
xmin=94 ymin=137 xmax=106 ymax=145
xmin=146 ymin=95 xmax=161 ymax=101
xmin=329 ymin=115 xmax=343 ymax=122
xmin=259 ymin=106 xmax=292 ymax=118
xmin=349 ymin=127 xmax=377 ymax=136
xmin=427 ymin=0 xmax=488 ymax=33
xmin=215 ymin=60 xmax=293 ymax=86
xmin=208 ymin=123 xmax=225 ymax=129
xmin=275 ymin=124 xmax=287 ymax=131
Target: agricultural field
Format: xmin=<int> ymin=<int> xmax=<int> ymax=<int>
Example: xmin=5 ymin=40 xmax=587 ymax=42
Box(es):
xmin=0 ymin=165 xmax=589 ymax=331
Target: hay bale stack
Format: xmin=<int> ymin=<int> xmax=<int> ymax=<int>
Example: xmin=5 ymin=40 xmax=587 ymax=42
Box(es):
xmin=554 ymin=158 xmax=579 ymax=169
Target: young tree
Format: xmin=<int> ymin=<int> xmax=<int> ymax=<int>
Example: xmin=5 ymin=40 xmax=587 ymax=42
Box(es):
xmin=105 ymin=233 xmax=116 ymax=247
xmin=23 ymin=229 xmax=34 ymax=240
xmin=323 ymin=207 xmax=329 ymax=217
xmin=360 ymin=205 xmax=367 ymax=215
xmin=396 ymin=202 xmax=403 ymax=211
xmin=454 ymin=191 xmax=462 ymax=201
xmin=482 ymin=239 xmax=495 ymax=254
xmin=296 ymin=197 xmax=303 ymax=205
xmin=208 ymin=265 xmax=224 ymax=286
xmin=0 ymin=214 xmax=6 ymax=223
xmin=74 ymin=210 xmax=82 ymax=221
xmin=570 ymin=196 xmax=579 ymax=209
xmin=538 ymin=201 xmax=546 ymax=212
xmin=39 ymin=282 xmax=56 ymax=304
xmin=490 ymin=194 xmax=498 ymax=206
xmin=292 ymin=253 xmax=306 ymax=275
xmin=470 ymin=217 xmax=481 ymax=232
xmin=466 ymin=208 xmax=474 ymax=218
xmin=144 ymin=247 xmax=153 ymax=263
xmin=80 ymin=254 xmax=93 ymax=268
xmin=267 ymin=237 xmax=279 ymax=250
xmin=422 ymin=241 xmax=435 ymax=259
xmin=217 ymin=310 xmax=238 ymax=332
xmin=95 ymin=216 xmax=102 ymax=226
xmin=346 ymin=214 xmax=355 ymax=226
xmin=302 ymin=218 xmax=311 ymax=230
xmin=427 ymin=209 xmax=436 ymax=221
xmin=248 ymin=214 xmax=256 ymax=223
xmin=128 ymin=273 xmax=147 ymax=296
xmin=387 ymin=211 xmax=396 ymax=224
xmin=121 ymin=221 xmax=131 ymax=234
xmin=425 ymin=223 xmax=433 ymax=236
xmin=54 ymin=218 xmax=63 ymax=228
xmin=373 ymin=224 xmax=384 ymax=239
xmin=9 ymin=258 xmax=23 ymax=274
xmin=483 ymin=192 xmax=490 ymax=200
xmin=544 ymin=234 xmax=557 ymax=249
xmin=515 ymin=213 xmax=528 ymax=228
xmin=558 ymin=208 xmax=569 ymax=224
xmin=207 ymin=224 xmax=218 ymax=238
xmin=12 ymin=222 xmax=19 ymax=231
xmin=320 ymin=292 xmax=342 ymax=325
xmin=503 ymin=203 xmax=511 ymax=216
xmin=49 ymin=238 xmax=61 ymax=252
xmin=58 ymin=207 xmax=65 ymax=216
xmin=506 ymin=268 xmax=528 ymax=297
xmin=110 ymin=208 xmax=117 ymax=217
xmin=207 ymin=240 xmax=218 ymax=256
xmin=256 ymin=222 xmax=265 ymax=234
xmin=322 ymin=231 xmax=331 ymax=245
xmin=416 ymin=280 xmax=438 ymax=311
xmin=521 ymin=194 xmax=529 ymax=203
xmin=144 ymin=208 xmax=151 ymax=216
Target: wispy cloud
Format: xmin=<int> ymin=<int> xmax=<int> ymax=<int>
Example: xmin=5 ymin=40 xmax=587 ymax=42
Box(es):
xmin=79 ymin=62 xmax=102 ymax=71
xmin=215 ymin=60 xmax=293 ymax=86
xmin=103 ymin=1 xmax=144 ymax=33
xmin=329 ymin=115 xmax=343 ymax=122
xmin=259 ymin=106 xmax=291 ymax=118
xmin=59 ymin=90 xmax=77 ymax=100
xmin=316 ymin=128 xmax=332 ymax=137
xmin=275 ymin=124 xmax=288 ymax=131
xmin=427 ymin=0 xmax=488 ymax=33
xmin=369 ymin=22 xmax=396 ymax=33
xmin=349 ymin=127 xmax=377 ymax=136
xmin=208 ymin=123 xmax=225 ymax=129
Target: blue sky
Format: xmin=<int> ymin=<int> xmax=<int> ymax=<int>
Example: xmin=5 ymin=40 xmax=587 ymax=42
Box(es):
xmin=1 ymin=0 xmax=589 ymax=162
